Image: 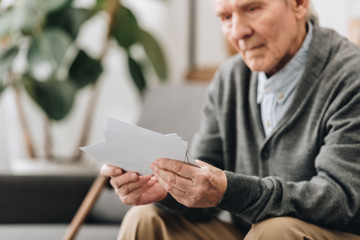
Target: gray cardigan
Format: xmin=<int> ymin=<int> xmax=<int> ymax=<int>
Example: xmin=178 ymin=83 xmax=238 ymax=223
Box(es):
xmin=159 ymin=20 xmax=360 ymax=234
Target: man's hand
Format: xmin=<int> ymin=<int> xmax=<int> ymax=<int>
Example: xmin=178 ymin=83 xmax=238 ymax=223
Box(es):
xmin=151 ymin=159 xmax=227 ymax=208
xmin=100 ymin=164 xmax=167 ymax=205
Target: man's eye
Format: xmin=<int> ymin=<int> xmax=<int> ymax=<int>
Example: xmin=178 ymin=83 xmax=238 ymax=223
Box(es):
xmin=246 ymin=6 xmax=260 ymax=13
xmin=222 ymin=14 xmax=232 ymax=21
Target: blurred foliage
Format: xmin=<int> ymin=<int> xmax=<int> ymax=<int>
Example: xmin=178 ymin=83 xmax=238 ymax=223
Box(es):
xmin=0 ymin=0 xmax=168 ymax=121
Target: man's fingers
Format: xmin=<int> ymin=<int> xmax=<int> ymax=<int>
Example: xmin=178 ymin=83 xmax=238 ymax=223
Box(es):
xmin=110 ymin=172 xmax=139 ymax=188
xmin=119 ymin=176 xmax=157 ymax=205
xmin=152 ymin=159 xmax=227 ymax=208
xmin=155 ymin=172 xmax=186 ymax=194
xmin=152 ymin=164 xmax=194 ymax=193
xmin=155 ymin=174 xmax=196 ymax=207
xmin=114 ymin=175 xmax=152 ymax=195
xmin=100 ymin=164 xmax=123 ymax=177
xmin=153 ymin=158 xmax=195 ymax=178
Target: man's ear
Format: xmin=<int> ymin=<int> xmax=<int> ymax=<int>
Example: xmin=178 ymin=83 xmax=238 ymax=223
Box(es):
xmin=290 ymin=0 xmax=309 ymax=20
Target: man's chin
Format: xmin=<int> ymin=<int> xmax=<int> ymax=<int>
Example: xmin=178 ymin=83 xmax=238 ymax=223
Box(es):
xmin=244 ymin=59 xmax=274 ymax=74
xmin=246 ymin=62 xmax=266 ymax=73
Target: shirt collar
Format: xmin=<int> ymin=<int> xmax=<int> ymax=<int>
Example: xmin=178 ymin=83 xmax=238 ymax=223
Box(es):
xmin=257 ymin=21 xmax=313 ymax=104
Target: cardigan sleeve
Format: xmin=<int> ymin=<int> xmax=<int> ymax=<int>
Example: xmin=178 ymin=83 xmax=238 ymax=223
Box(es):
xmin=217 ymin=77 xmax=360 ymax=233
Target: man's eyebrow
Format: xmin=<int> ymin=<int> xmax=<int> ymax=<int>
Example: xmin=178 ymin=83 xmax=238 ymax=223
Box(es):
xmin=215 ymin=0 xmax=264 ymax=16
xmin=238 ymin=0 xmax=265 ymax=10
xmin=215 ymin=6 xmax=231 ymax=17
xmin=215 ymin=10 xmax=227 ymax=17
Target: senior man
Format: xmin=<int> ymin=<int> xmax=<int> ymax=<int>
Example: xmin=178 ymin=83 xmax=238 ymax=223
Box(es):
xmin=101 ymin=0 xmax=360 ymax=239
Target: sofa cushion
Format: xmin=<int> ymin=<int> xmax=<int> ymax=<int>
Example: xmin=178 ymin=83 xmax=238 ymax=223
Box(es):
xmin=0 ymin=174 xmax=96 ymax=223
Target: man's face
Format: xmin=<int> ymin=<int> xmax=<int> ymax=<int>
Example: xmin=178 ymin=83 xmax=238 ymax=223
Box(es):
xmin=215 ymin=0 xmax=307 ymax=76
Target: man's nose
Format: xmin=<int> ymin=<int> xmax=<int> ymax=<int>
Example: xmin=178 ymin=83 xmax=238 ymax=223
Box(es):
xmin=231 ymin=14 xmax=252 ymax=40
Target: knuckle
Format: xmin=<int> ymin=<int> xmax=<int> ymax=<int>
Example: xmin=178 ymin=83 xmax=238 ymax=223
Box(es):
xmin=121 ymin=195 xmax=134 ymax=205
xmin=110 ymin=178 xmax=119 ymax=188
xmin=197 ymin=172 xmax=211 ymax=185
xmin=166 ymin=183 xmax=173 ymax=192
xmin=119 ymin=185 xmax=129 ymax=195
xmin=198 ymin=187 xmax=207 ymax=196
xmin=197 ymin=173 xmax=208 ymax=183
xmin=169 ymin=173 xmax=177 ymax=185
xmin=174 ymin=162 xmax=183 ymax=173
xmin=124 ymin=173 xmax=131 ymax=182
xmin=120 ymin=197 xmax=130 ymax=205
xmin=114 ymin=188 xmax=120 ymax=195
xmin=194 ymin=185 xmax=206 ymax=196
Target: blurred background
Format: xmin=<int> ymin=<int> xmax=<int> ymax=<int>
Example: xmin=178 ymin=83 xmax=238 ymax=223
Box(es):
xmin=0 ymin=0 xmax=360 ymax=172
xmin=1 ymin=1 xmax=360 ymax=239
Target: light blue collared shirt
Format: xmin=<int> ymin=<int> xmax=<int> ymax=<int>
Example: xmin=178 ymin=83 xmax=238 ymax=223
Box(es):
xmin=257 ymin=22 xmax=313 ymax=136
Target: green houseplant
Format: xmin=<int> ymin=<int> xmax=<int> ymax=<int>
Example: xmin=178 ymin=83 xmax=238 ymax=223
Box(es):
xmin=0 ymin=0 xmax=167 ymax=164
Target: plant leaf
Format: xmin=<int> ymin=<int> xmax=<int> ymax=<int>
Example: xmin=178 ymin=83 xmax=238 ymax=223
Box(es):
xmin=112 ymin=6 xmax=139 ymax=49
xmin=137 ymin=29 xmax=167 ymax=80
xmin=0 ymin=81 xmax=4 ymax=95
xmin=14 ymin=1 xmax=46 ymax=36
xmin=2 ymin=0 xmax=71 ymax=37
xmin=46 ymin=7 xmax=94 ymax=40
xmin=0 ymin=8 xmax=15 ymax=38
xmin=0 ymin=4 xmax=41 ymax=37
xmin=69 ymin=50 xmax=103 ymax=89
xmin=0 ymin=45 xmax=19 ymax=80
xmin=27 ymin=28 xmax=72 ymax=75
xmin=127 ymin=55 xmax=146 ymax=93
xmin=23 ymin=76 xmax=77 ymax=121
xmin=40 ymin=0 xmax=72 ymax=13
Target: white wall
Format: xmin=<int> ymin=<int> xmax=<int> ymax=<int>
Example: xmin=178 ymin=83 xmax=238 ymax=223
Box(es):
xmin=314 ymin=0 xmax=360 ymax=38
xmin=0 ymin=99 xmax=9 ymax=171
xmin=313 ymin=0 xmax=348 ymax=37
xmin=0 ymin=0 xmax=359 ymax=171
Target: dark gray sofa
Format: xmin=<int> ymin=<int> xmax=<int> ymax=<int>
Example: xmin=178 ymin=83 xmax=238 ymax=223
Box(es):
xmin=0 ymin=83 xmax=208 ymax=240
xmin=0 ymin=175 xmax=96 ymax=224
xmin=0 ymin=174 xmax=124 ymax=239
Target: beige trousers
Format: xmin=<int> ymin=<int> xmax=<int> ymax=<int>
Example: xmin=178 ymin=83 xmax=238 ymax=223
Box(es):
xmin=117 ymin=204 xmax=360 ymax=240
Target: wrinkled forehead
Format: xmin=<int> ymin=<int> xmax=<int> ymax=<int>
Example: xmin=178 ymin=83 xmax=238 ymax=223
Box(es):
xmin=214 ymin=0 xmax=282 ymax=4
xmin=214 ymin=0 xmax=282 ymax=14
xmin=214 ymin=0 xmax=233 ymax=16
xmin=214 ymin=0 xmax=259 ymax=14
